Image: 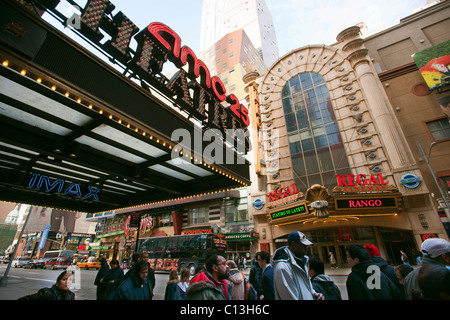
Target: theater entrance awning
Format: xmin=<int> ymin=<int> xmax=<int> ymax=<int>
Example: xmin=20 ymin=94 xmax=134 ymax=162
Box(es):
xmin=0 ymin=0 xmax=250 ymax=214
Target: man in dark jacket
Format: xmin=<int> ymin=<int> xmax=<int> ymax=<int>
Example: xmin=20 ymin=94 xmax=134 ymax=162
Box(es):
xmin=115 ymin=261 xmax=153 ymax=300
xmin=346 ymin=244 xmax=401 ymax=300
xmin=364 ymin=244 xmax=404 ymax=298
xmin=249 ymin=254 xmax=263 ymax=298
xmin=100 ymin=259 xmax=124 ymax=300
xmin=257 ymin=251 xmax=275 ymax=300
xmin=308 ymin=255 xmax=342 ymax=300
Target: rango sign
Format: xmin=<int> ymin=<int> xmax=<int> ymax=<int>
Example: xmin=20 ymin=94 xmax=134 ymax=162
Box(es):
xmin=54 ymin=0 xmax=250 ymax=142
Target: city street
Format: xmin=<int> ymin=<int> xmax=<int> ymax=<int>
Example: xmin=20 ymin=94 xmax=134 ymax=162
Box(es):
xmin=0 ymin=265 xmax=349 ymax=300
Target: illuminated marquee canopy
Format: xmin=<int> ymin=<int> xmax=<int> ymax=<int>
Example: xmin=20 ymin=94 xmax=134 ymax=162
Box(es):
xmin=0 ymin=0 xmax=250 ymax=213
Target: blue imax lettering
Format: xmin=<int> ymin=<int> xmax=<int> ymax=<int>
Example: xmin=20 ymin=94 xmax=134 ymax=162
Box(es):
xmin=28 ymin=173 xmax=101 ymax=200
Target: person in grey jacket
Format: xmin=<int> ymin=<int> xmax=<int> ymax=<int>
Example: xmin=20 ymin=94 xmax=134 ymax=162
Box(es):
xmin=404 ymin=238 xmax=450 ymax=299
xmin=272 ymin=231 xmax=323 ymax=300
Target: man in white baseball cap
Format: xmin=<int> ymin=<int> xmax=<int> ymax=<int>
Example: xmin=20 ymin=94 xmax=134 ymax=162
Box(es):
xmin=404 ymin=237 xmax=450 ymax=298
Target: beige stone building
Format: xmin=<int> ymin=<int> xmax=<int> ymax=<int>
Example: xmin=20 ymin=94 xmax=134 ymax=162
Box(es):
xmin=246 ymin=1 xmax=450 ymax=266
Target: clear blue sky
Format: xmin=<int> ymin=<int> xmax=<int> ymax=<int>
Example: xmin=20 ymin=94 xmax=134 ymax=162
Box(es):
xmin=52 ymin=0 xmax=427 ymax=60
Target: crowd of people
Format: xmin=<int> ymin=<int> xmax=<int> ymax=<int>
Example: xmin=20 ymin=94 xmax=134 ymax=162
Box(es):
xmin=163 ymin=231 xmax=449 ymax=301
xmin=17 ymin=231 xmax=449 ymax=300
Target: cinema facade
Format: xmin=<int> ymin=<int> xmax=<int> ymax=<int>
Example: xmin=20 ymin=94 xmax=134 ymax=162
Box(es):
xmin=0 ymin=0 xmax=254 ymax=260
xmin=246 ymin=19 xmax=450 ymax=266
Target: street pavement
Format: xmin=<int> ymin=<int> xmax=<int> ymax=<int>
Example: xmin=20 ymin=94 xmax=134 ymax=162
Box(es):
xmin=0 ymin=264 xmax=351 ymax=300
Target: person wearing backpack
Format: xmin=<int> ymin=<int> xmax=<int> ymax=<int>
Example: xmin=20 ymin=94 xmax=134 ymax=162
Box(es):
xmin=257 ymin=251 xmax=275 ymax=300
xmin=226 ymin=260 xmax=246 ymax=300
xmin=174 ymin=267 xmax=190 ymax=300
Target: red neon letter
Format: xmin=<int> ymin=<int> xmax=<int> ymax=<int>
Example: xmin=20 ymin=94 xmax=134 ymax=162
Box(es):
xmin=336 ymin=175 xmax=347 ymax=186
xmin=212 ymin=76 xmax=226 ymax=102
xmin=147 ymin=22 xmax=181 ymax=59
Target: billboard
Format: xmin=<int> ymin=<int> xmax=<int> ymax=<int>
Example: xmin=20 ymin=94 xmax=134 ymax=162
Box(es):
xmin=413 ymin=40 xmax=450 ymax=90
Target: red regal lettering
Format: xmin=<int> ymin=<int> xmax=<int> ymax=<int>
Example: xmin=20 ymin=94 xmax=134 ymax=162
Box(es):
xmin=337 ymin=175 xmax=347 ymax=186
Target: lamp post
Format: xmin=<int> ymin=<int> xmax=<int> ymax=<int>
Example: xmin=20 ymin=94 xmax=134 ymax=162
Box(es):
xmin=417 ymin=141 xmax=450 ymax=219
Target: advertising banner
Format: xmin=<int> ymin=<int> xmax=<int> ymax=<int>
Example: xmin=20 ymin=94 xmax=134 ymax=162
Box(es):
xmin=413 ymin=40 xmax=450 ymax=90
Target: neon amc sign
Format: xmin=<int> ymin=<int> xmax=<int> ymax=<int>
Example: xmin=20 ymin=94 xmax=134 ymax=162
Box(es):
xmin=51 ymin=0 xmax=250 ymax=140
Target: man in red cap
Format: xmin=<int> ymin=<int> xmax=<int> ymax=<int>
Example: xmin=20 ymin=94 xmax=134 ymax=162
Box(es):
xmin=364 ymin=244 xmax=403 ymax=298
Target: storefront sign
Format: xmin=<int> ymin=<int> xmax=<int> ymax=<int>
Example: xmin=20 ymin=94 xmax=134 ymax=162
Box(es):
xmin=336 ymin=174 xmax=389 ymax=187
xmin=252 ymin=198 xmax=265 ymax=210
xmin=270 ymin=204 xmax=307 ymax=220
xmin=224 ymin=233 xmax=255 ymax=241
xmin=400 ymin=174 xmax=421 ymax=189
xmin=420 ymin=233 xmax=439 ymax=241
xmin=181 ymin=228 xmax=212 ymax=235
xmin=124 ymin=214 xmax=153 ymax=235
xmin=63 ymin=0 xmax=249 ymax=139
xmin=335 ymin=197 xmax=397 ymax=210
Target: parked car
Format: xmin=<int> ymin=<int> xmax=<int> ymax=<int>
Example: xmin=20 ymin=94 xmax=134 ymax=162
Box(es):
xmin=45 ymin=257 xmax=70 ymax=270
xmin=23 ymin=258 xmax=46 ymax=269
xmin=77 ymin=257 xmax=101 ymax=270
xmin=12 ymin=257 xmax=30 ymax=268
xmin=0 ymin=256 xmax=9 ymax=264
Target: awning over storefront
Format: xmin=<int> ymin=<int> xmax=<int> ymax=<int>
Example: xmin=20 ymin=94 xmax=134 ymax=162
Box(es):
xmin=224 ymin=233 xmax=255 ymax=242
xmin=0 ymin=0 xmax=250 ymax=214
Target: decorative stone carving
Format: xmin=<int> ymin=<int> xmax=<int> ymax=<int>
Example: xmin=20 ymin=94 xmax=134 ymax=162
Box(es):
xmin=306 ymin=184 xmax=331 ymax=218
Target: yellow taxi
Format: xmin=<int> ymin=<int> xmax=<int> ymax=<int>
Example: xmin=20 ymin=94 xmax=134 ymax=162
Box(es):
xmin=77 ymin=257 xmax=101 ymax=270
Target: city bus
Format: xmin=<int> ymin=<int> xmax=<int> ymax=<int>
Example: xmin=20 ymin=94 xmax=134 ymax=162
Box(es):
xmin=136 ymin=233 xmax=226 ymax=274
xmin=42 ymin=250 xmax=76 ymax=261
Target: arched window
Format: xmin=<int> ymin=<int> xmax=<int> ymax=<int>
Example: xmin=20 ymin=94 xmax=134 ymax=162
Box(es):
xmin=282 ymin=72 xmax=351 ymax=189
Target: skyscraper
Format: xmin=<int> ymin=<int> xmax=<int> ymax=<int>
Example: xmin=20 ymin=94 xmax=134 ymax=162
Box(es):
xmin=200 ymin=0 xmax=280 ymax=69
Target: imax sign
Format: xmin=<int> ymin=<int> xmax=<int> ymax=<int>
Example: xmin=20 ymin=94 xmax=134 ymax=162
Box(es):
xmin=28 ymin=173 xmax=101 ymax=200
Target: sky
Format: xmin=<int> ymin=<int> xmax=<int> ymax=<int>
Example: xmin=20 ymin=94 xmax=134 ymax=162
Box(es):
xmin=52 ymin=0 xmax=429 ymax=60
xmin=102 ymin=0 xmax=426 ymax=57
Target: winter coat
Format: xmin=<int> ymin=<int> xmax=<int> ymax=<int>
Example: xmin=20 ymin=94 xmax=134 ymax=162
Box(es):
xmin=174 ymin=281 xmax=189 ymax=300
xmin=249 ymin=263 xmax=263 ymax=297
xmin=164 ymin=280 xmax=179 ymax=300
xmin=187 ymin=271 xmax=229 ymax=300
xmin=18 ymin=285 xmax=75 ymax=300
xmin=115 ymin=274 xmax=153 ymax=300
xmin=346 ymin=260 xmax=401 ymax=300
xmin=228 ymin=269 xmax=245 ymax=300
xmin=102 ymin=266 xmax=124 ymax=300
xmin=370 ymin=256 xmax=404 ymax=298
xmin=261 ymin=265 xmax=275 ymax=300
xmin=403 ymin=255 xmax=444 ymax=299
xmin=272 ymin=245 xmax=316 ymax=300
xmin=94 ymin=262 xmax=110 ymax=300
xmin=311 ymin=274 xmax=342 ymax=300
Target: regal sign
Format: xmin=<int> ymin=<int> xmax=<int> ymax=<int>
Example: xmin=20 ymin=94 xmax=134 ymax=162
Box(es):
xmin=336 ymin=174 xmax=389 ymax=187
xmin=269 ymin=183 xmax=300 ymax=205
xmin=51 ymin=0 xmax=249 ymax=148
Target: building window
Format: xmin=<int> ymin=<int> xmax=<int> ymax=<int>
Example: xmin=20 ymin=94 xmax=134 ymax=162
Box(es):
xmin=282 ymin=72 xmax=351 ymax=189
xmin=425 ymin=117 xmax=450 ymax=142
xmin=225 ymin=198 xmax=248 ymax=224
xmin=187 ymin=206 xmax=208 ymax=225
